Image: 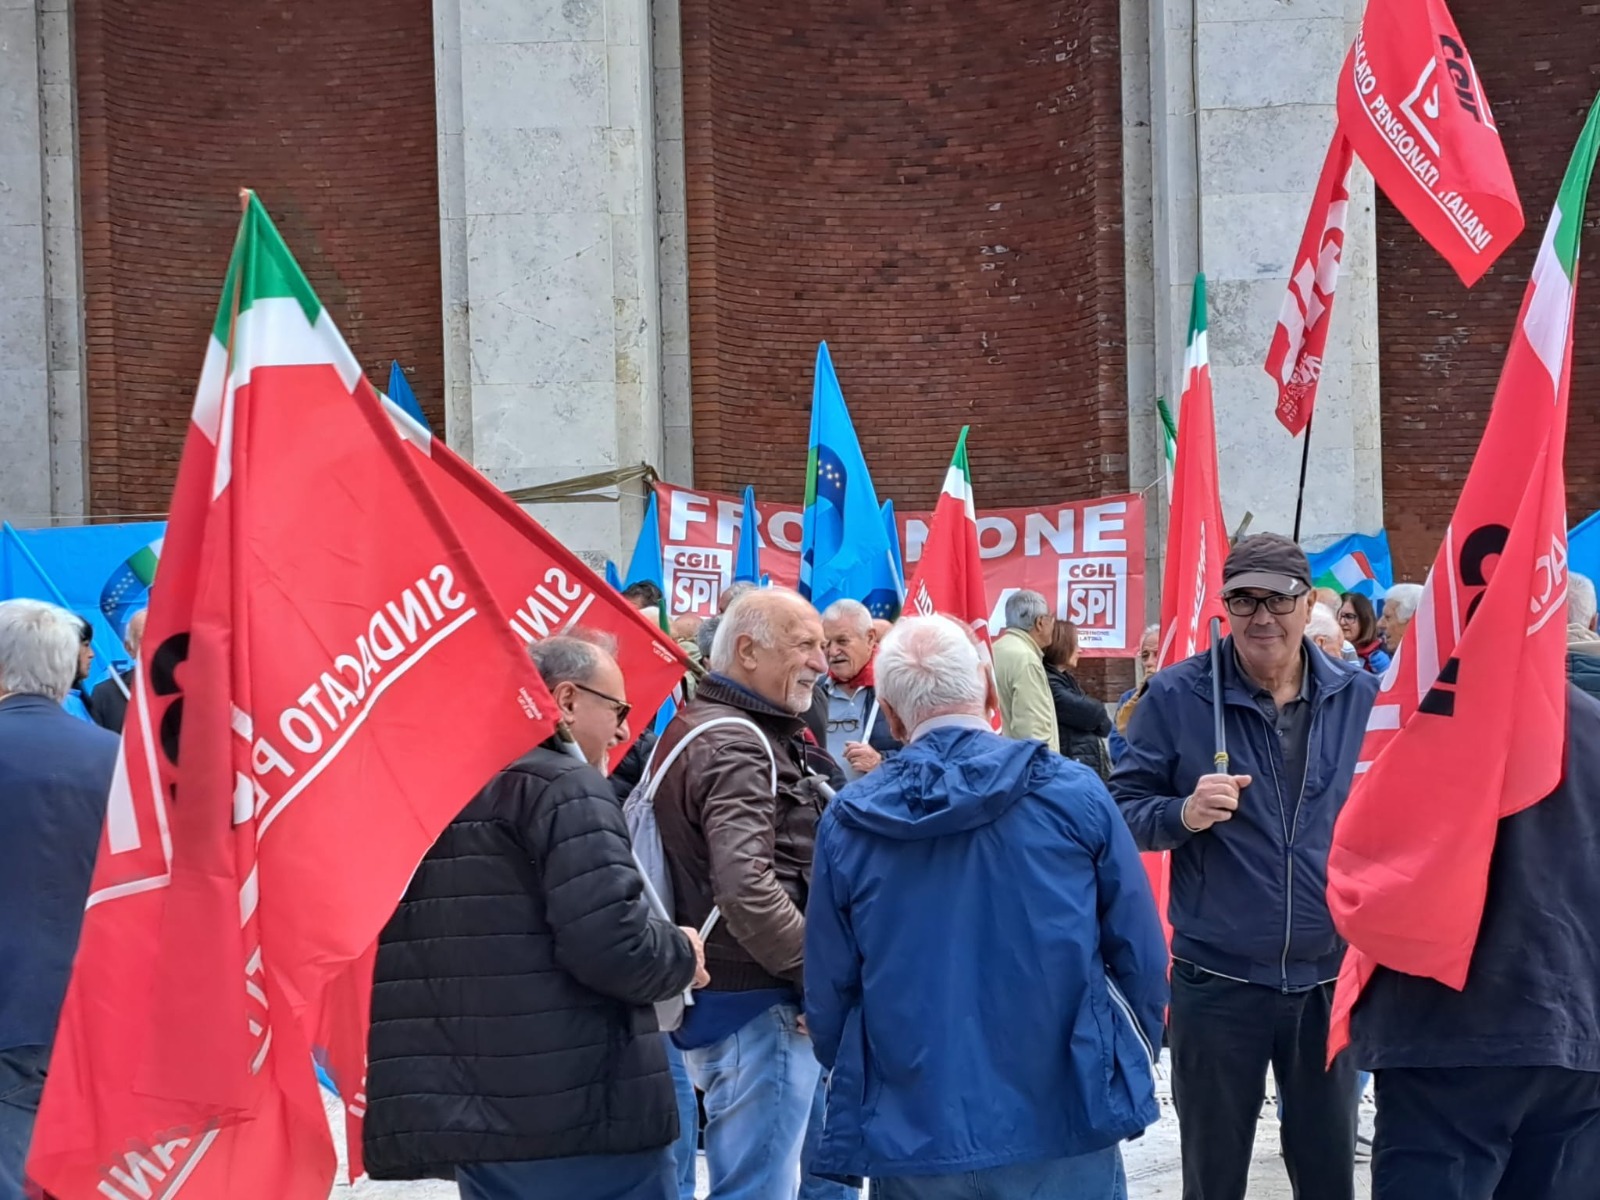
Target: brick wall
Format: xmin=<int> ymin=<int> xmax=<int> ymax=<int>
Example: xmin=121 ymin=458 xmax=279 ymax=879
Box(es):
xmin=1379 ymin=0 xmax=1600 ymax=580
xmin=74 ymin=0 xmax=444 ymax=517
xmin=680 ymin=0 xmax=1128 ymax=515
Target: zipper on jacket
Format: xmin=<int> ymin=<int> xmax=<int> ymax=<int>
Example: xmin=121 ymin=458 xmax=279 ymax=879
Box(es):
xmin=1106 ymin=974 xmax=1157 ymax=1067
xmin=1281 ymin=708 xmax=1320 ymax=992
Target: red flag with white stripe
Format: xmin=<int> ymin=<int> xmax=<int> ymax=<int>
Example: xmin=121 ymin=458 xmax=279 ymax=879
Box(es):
xmin=1326 ymin=98 xmax=1600 ymax=1060
xmin=1265 ymin=135 xmax=1354 ymax=436
xmin=1157 ymin=275 xmax=1228 ymax=673
xmin=28 ymin=193 xmax=557 ymax=1200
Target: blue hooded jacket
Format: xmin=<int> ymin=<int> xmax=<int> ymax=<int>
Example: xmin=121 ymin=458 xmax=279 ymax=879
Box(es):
xmin=1110 ymin=637 xmax=1378 ymax=990
xmin=803 ymin=723 xmax=1168 ymax=1180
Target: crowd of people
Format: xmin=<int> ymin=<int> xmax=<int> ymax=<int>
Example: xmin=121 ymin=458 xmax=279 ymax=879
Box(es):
xmin=4 ymin=533 xmax=1600 ymax=1200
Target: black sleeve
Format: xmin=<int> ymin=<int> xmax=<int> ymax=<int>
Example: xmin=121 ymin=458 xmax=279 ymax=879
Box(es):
xmin=524 ymin=767 xmax=698 ymax=1006
xmin=1050 ymin=672 xmax=1112 ymax=737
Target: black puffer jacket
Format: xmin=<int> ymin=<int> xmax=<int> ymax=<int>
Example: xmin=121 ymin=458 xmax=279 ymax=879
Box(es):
xmin=364 ymin=741 xmax=698 ymax=1179
xmin=1045 ymin=664 xmax=1112 ymax=775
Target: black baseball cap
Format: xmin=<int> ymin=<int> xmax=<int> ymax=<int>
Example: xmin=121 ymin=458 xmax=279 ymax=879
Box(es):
xmin=1222 ymin=533 xmax=1312 ymax=596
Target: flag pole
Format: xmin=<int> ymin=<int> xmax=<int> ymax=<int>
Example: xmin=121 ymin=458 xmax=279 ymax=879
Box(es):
xmin=1209 ymin=616 xmax=1229 ymax=773
xmin=1291 ymin=410 xmax=1314 ymax=543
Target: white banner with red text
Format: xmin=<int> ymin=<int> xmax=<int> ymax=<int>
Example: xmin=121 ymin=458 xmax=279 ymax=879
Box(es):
xmin=656 ymin=482 xmax=1147 ymax=656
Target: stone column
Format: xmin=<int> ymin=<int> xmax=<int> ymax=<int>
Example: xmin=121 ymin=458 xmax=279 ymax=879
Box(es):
xmin=435 ymin=0 xmax=667 ymax=564
xmin=0 ymin=0 xmax=84 ymax=525
xmin=1143 ymin=0 xmax=1382 ymax=545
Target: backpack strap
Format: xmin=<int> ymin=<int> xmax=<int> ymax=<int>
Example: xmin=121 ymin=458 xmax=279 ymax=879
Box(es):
xmin=640 ymin=715 xmax=778 ymax=802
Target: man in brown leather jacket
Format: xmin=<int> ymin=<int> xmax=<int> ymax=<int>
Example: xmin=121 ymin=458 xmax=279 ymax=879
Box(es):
xmin=652 ymin=587 xmax=831 ymax=1200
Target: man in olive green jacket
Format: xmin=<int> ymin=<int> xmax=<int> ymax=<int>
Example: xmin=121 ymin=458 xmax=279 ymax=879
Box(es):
xmin=992 ymin=589 xmax=1060 ymax=753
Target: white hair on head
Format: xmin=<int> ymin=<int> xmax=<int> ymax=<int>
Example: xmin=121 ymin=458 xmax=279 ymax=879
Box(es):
xmin=1003 ymin=589 xmax=1050 ymax=631
xmin=1383 ymin=583 xmax=1424 ymax=623
xmin=875 ymin=615 xmax=988 ymax=730
xmin=1570 ymin=573 xmax=1597 ymax=631
xmin=821 ymin=598 xmax=873 ymax=634
xmin=0 ymin=598 xmax=82 ymax=701
xmin=1307 ymin=604 xmax=1341 ymax=644
xmin=1143 ymin=622 xmax=1161 ymax=640
xmin=710 ymin=587 xmax=806 ymax=673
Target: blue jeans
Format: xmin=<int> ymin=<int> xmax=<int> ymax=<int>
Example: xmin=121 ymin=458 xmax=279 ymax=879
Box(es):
xmin=0 ymin=1046 xmax=48 ymax=1200
xmin=666 ymin=1039 xmax=700 ymax=1200
xmin=457 ymin=1147 xmax=674 ymax=1200
xmin=871 ymin=1145 xmax=1126 ymax=1200
xmin=800 ymin=1070 xmax=855 ymax=1200
xmin=683 ymin=1002 xmax=820 ymax=1200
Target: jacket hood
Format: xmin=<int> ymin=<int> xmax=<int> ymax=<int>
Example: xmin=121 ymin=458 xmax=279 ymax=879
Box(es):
xmin=828 ymin=726 xmax=1051 ymax=840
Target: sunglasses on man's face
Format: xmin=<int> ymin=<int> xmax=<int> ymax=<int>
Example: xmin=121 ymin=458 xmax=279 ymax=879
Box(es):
xmin=572 ymin=682 xmax=632 ymax=725
xmin=1223 ymin=592 xmax=1301 ymax=617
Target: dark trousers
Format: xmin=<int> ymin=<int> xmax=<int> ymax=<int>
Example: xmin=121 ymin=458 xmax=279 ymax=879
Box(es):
xmin=1168 ymin=961 xmax=1356 ymax=1200
xmin=1372 ymin=1066 xmax=1600 ymax=1200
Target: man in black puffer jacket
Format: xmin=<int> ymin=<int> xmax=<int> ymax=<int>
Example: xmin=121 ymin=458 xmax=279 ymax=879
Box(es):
xmin=365 ymin=634 xmax=707 ymax=1200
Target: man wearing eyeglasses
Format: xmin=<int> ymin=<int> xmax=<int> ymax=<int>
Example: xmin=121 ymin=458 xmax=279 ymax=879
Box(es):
xmin=1110 ymin=533 xmax=1378 ymax=1200
xmin=365 ymin=633 xmax=708 ymax=1200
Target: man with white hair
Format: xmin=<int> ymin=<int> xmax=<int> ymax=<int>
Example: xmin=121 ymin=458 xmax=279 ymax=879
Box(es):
xmin=818 ymin=598 xmax=900 ymax=781
xmin=651 ymin=588 xmax=832 ymax=1199
xmin=804 ymin=615 xmax=1168 ymax=1197
xmin=88 ymin=608 xmax=146 ymax=733
xmin=1566 ymin=573 xmax=1600 ymax=701
xmin=0 ymin=600 xmax=118 ymax=1197
xmin=991 ymin=589 xmax=1060 ymax=752
xmin=1308 ymin=605 xmax=1345 ymax=660
xmin=1379 ymin=583 xmax=1424 ymax=655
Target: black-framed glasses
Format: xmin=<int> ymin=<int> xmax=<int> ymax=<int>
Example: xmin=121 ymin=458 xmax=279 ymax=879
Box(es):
xmin=1223 ymin=593 xmax=1301 ymax=617
xmin=826 ymin=717 xmax=861 ymax=734
xmin=573 ymin=682 xmax=632 ymax=724
xmin=1337 ymin=610 xmax=1359 ymax=625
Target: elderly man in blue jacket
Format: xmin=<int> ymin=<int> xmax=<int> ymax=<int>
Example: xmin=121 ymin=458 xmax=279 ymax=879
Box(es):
xmin=1111 ymin=533 xmax=1378 ymax=1200
xmin=804 ymin=614 xmax=1168 ymax=1199
xmin=0 ymin=599 xmax=118 ymax=1200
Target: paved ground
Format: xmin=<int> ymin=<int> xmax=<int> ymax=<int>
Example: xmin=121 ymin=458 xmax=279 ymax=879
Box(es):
xmin=328 ymin=1057 xmax=1375 ymax=1199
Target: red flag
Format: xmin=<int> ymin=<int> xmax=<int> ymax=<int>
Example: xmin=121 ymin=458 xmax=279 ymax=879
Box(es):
xmin=380 ymin=400 xmax=689 ymax=760
xmin=27 ymin=194 xmax=557 ymax=1200
xmin=1326 ymin=98 xmax=1600 ymax=1060
xmin=313 ymin=403 xmax=693 ymax=1179
xmin=1266 ymin=135 xmax=1354 ymax=436
xmin=1157 ymin=275 xmax=1229 ymax=672
xmin=1337 ymin=0 xmax=1523 ymax=287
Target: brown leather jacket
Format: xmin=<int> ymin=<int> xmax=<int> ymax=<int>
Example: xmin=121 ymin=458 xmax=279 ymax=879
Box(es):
xmin=651 ymin=675 xmax=827 ymax=992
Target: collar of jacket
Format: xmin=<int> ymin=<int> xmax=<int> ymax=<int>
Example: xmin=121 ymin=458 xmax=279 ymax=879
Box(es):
xmin=999 ymin=627 xmax=1044 ymax=658
xmin=1189 ymin=633 xmax=1357 ymax=710
xmin=697 ymin=674 xmax=808 ymax=729
xmin=0 ymin=692 xmax=71 ymax=716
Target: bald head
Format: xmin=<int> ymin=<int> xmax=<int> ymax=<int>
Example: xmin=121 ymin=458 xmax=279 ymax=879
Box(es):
xmin=124 ymin=609 xmax=148 ymax=657
xmin=710 ymin=588 xmax=827 ymax=713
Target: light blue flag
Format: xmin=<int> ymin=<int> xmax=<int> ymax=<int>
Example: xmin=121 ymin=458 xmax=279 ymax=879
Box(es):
xmin=1305 ymin=532 xmax=1395 ymax=603
xmin=604 ymin=559 xmax=624 ymax=592
xmin=652 ymin=690 xmax=679 ymax=738
xmin=798 ymin=342 xmax=902 ymax=619
xmin=624 ymin=489 xmax=666 ymax=598
xmin=1571 ymin=509 xmax=1600 ymax=592
xmin=881 ymin=498 xmax=905 ymax=603
xmin=733 ymin=486 xmax=762 ymax=584
xmin=386 ymin=361 xmax=430 ymax=430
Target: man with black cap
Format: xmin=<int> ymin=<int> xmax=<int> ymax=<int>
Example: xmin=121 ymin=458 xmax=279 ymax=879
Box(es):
xmin=1110 ymin=533 xmax=1379 ymax=1200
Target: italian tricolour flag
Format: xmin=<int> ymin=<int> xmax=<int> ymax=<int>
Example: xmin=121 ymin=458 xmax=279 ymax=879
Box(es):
xmin=1327 ymin=95 xmax=1600 ymax=1058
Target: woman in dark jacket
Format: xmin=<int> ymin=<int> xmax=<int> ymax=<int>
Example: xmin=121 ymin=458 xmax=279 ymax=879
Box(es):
xmin=1043 ymin=621 xmax=1112 ymax=775
xmin=1338 ymin=592 xmax=1392 ymax=675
